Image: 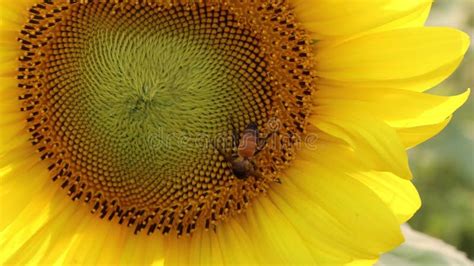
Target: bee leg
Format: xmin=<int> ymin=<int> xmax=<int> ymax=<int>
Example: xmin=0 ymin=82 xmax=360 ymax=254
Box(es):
xmin=231 ymin=124 xmax=239 ymax=150
xmin=211 ymin=142 xmax=233 ymax=163
xmin=249 ymin=161 xmax=263 ymax=180
xmin=227 ymin=115 xmax=240 ymax=151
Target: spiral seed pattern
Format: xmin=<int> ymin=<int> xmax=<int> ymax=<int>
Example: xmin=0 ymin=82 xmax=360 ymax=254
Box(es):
xmin=17 ymin=0 xmax=315 ymax=235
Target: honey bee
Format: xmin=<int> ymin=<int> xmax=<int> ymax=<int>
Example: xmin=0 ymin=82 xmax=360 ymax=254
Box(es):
xmin=215 ymin=121 xmax=275 ymax=180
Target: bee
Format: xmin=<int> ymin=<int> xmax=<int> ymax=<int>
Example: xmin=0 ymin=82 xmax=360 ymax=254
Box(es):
xmin=215 ymin=121 xmax=275 ymax=180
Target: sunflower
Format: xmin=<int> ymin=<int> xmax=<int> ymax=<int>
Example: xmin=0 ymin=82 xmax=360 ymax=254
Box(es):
xmin=0 ymin=0 xmax=470 ymax=265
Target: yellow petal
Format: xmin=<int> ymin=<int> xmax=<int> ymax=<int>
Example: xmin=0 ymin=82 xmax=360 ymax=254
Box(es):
xmin=373 ymin=1 xmax=431 ymax=32
xmin=0 ymin=1 xmax=32 ymax=68
xmin=1 ymin=154 xmax=315 ymax=264
xmin=1 ymin=176 xmax=167 ymax=265
xmin=348 ymin=259 xmax=379 ymax=266
xmin=0 ymin=184 xmax=62 ymax=264
xmin=0 ymin=0 xmax=36 ymax=30
xmin=397 ymin=117 xmax=451 ymax=148
xmin=292 ymin=0 xmax=432 ymax=39
xmin=315 ymin=86 xmax=470 ymax=147
xmin=349 ymin=171 xmax=420 ymax=223
xmin=271 ymin=143 xmax=407 ymax=263
xmin=316 ymin=27 xmax=470 ymax=92
xmin=194 ymin=229 xmax=224 ymax=265
xmin=311 ymin=108 xmax=412 ymax=179
xmin=300 ymin=140 xmax=420 ymax=224
xmin=317 ymin=86 xmax=469 ymax=127
xmin=238 ymin=196 xmax=316 ymax=264
xmin=0 ymin=150 xmax=168 ymax=265
xmin=0 ymin=158 xmax=50 ymax=230
xmin=215 ymin=219 xmax=258 ymax=264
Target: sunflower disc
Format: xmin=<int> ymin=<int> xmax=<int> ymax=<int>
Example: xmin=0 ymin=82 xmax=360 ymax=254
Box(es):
xmin=17 ymin=0 xmax=315 ymax=236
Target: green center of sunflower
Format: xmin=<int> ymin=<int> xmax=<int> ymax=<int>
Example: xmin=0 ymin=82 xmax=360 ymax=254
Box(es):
xmin=17 ymin=0 xmax=314 ymax=236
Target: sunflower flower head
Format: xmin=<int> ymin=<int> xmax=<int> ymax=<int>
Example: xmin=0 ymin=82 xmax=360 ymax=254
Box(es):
xmin=0 ymin=0 xmax=470 ymax=265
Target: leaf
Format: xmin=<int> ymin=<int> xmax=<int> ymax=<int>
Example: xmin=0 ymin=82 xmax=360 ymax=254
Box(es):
xmin=378 ymin=225 xmax=473 ymax=266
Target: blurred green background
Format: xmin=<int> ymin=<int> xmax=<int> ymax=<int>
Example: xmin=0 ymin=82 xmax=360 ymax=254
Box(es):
xmin=408 ymin=0 xmax=474 ymax=259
